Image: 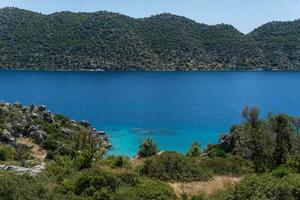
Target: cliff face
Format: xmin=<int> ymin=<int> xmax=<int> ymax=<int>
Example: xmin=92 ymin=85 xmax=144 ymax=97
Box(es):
xmin=0 ymin=8 xmax=300 ymax=71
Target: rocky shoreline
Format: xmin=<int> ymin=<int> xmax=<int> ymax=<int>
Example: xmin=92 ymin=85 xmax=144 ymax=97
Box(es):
xmin=0 ymin=101 xmax=111 ymax=175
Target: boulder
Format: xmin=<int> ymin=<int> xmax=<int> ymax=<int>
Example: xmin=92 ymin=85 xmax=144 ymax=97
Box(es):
xmin=30 ymin=130 xmax=47 ymax=144
xmin=61 ymin=127 xmax=72 ymax=135
xmin=218 ymin=133 xmax=234 ymax=153
xmin=28 ymin=125 xmax=42 ymax=133
xmin=79 ymin=120 xmax=90 ymax=127
xmin=38 ymin=105 xmax=47 ymax=112
xmin=42 ymin=112 xmax=54 ymax=123
xmin=0 ymin=107 xmax=9 ymax=116
xmin=0 ymin=129 xmax=15 ymax=143
xmin=29 ymin=104 xmax=36 ymax=111
xmin=95 ymin=130 xmax=106 ymax=135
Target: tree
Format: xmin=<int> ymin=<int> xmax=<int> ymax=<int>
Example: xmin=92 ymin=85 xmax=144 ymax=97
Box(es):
xmin=242 ymin=106 xmax=260 ymax=128
xmin=241 ymin=106 xmax=267 ymax=172
xmin=273 ymin=114 xmax=292 ymax=167
xmin=187 ymin=142 xmax=201 ymax=157
xmin=138 ymin=138 xmax=158 ymax=158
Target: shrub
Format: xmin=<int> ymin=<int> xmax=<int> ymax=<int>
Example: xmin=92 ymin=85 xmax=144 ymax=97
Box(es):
xmin=187 ymin=142 xmax=201 ymax=157
xmin=113 ymin=156 xmax=126 ymax=168
xmin=75 ymin=149 xmax=93 ymax=170
xmin=138 ymin=138 xmax=158 ymax=158
xmin=207 ymin=147 xmax=226 ymax=158
xmin=140 ymin=152 xmax=211 ymax=182
xmin=271 ymin=166 xmax=292 ymax=178
xmin=113 ymin=179 xmax=176 ymax=200
xmin=73 ymin=169 xmax=120 ymax=197
xmin=118 ymin=172 xmax=140 ymax=187
xmin=226 ymin=174 xmax=300 ymax=199
xmin=0 ymin=144 xmax=16 ymax=161
xmin=15 ymin=144 xmax=31 ymax=161
xmin=98 ymin=156 xmax=131 ymax=169
xmin=200 ymin=156 xmax=252 ymax=176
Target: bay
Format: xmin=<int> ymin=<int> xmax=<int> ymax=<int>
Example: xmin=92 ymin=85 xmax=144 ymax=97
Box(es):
xmin=0 ymin=71 xmax=299 ymax=156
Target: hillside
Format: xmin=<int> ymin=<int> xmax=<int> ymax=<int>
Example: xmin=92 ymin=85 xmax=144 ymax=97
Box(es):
xmin=0 ymin=7 xmax=300 ymax=71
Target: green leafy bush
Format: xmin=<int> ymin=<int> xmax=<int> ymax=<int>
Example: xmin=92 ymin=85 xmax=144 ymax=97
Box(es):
xmin=200 ymin=156 xmax=252 ymax=176
xmin=271 ymin=166 xmax=292 ymax=178
xmin=140 ymin=152 xmax=212 ymax=182
xmin=0 ymin=144 xmax=16 ymax=161
xmin=221 ymin=174 xmax=300 ymax=200
xmin=113 ymin=179 xmax=176 ymax=200
xmin=138 ymin=138 xmax=158 ymax=158
xmin=207 ymin=147 xmax=226 ymax=158
xmin=187 ymin=142 xmax=201 ymax=157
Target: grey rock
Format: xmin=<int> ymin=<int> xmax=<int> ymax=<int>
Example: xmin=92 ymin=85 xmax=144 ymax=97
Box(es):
xmin=79 ymin=120 xmax=90 ymax=127
xmin=96 ymin=130 xmax=106 ymax=135
xmin=61 ymin=127 xmax=72 ymax=135
xmin=0 ymin=107 xmax=9 ymax=116
xmin=38 ymin=105 xmax=47 ymax=112
xmin=0 ymin=129 xmax=15 ymax=143
xmin=0 ymin=162 xmax=45 ymax=176
xmin=30 ymin=130 xmax=47 ymax=144
xmin=28 ymin=125 xmax=42 ymax=133
xmin=29 ymin=104 xmax=36 ymax=111
xmin=42 ymin=112 xmax=54 ymax=123
xmin=31 ymin=112 xmax=39 ymax=119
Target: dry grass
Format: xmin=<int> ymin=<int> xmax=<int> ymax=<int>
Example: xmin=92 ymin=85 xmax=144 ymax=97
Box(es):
xmin=130 ymin=158 xmax=145 ymax=168
xmin=169 ymin=176 xmax=241 ymax=196
xmin=17 ymin=137 xmax=47 ymax=162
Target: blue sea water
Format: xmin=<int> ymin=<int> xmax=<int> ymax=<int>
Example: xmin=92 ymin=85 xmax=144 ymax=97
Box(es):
xmin=0 ymin=71 xmax=300 ymax=156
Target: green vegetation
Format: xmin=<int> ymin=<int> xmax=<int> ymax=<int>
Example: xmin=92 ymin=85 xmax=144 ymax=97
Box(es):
xmin=2 ymin=103 xmax=300 ymax=199
xmin=137 ymin=138 xmax=158 ymax=158
xmin=0 ymin=7 xmax=300 ymax=71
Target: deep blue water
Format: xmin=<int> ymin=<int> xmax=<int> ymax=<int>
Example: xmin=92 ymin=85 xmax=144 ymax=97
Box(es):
xmin=0 ymin=71 xmax=300 ymax=156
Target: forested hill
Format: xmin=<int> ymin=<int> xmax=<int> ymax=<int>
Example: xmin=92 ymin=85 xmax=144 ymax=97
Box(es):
xmin=1 ymin=7 xmax=300 ymax=71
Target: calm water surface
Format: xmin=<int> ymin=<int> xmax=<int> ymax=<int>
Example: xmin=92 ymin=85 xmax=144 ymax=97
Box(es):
xmin=0 ymin=71 xmax=300 ymax=156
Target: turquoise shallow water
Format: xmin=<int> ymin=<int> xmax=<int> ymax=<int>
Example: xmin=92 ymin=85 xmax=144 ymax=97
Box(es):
xmin=0 ymin=71 xmax=300 ymax=156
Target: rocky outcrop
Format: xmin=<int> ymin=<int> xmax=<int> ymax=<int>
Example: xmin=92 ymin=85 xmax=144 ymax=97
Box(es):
xmin=0 ymin=162 xmax=45 ymax=176
xmin=0 ymin=101 xmax=111 ymax=175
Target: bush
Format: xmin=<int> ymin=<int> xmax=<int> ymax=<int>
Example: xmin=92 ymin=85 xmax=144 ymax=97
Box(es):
xmin=140 ymin=152 xmax=211 ymax=182
xmin=0 ymin=172 xmax=45 ymax=200
xmin=98 ymin=156 xmax=131 ymax=169
xmin=207 ymin=147 xmax=226 ymax=158
xmin=15 ymin=144 xmax=31 ymax=161
xmin=72 ymin=169 xmax=120 ymax=197
xmin=225 ymin=174 xmax=300 ymax=199
xmin=138 ymin=138 xmax=158 ymax=158
xmin=187 ymin=142 xmax=201 ymax=157
xmin=113 ymin=179 xmax=176 ymax=200
xmin=112 ymin=156 xmax=131 ymax=169
xmin=75 ymin=149 xmax=93 ymax=170
xmin=200 ymin=156 xmax=252 ymax=176
xmin=0 ymin=144 xmax=16 ymax=161
xmin=118 ymin=172 xmax=140 ymax=187
xmin=271 ymin=166 xmax=292 ymax=178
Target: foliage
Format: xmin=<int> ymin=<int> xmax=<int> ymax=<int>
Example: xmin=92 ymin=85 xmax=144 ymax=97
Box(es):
xmin=272 ymin=114 xmax=292 ymax=167
xmin=0 ymin=8 xmax=300 ymax=71
xmin=0 ymin=144 xmax=17 ymax=161
xmin=113 ymin=179 xmax=176 ymax=200
xmin=140 ymin=151 xmax=212 ymax=182
xmin=219 ymin=174 xmax=300 ymax=200
xmin=187 ymin=142 xmax=201 ymax=157
xmin=200 ymin=156 xmax=252 ymax=176
xmin=138 ymin=138 xmax=158 ymax=158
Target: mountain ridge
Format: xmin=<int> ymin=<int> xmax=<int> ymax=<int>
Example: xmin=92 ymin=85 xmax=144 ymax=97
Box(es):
xmin=0 ymin=7 xmax=300 ymax=71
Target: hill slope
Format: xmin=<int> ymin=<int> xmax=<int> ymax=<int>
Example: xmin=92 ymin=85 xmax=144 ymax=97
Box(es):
xmin=0 ymin=7 xmax=300 ymax=71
